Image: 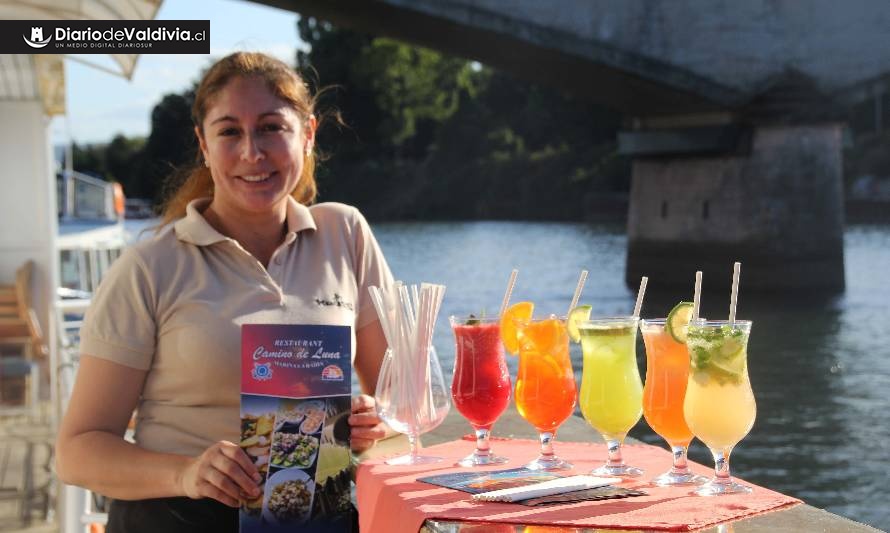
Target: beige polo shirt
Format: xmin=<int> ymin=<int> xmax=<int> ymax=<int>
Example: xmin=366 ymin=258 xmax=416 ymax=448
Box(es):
xmin=79 ymin=197 xmax=393 ymax=457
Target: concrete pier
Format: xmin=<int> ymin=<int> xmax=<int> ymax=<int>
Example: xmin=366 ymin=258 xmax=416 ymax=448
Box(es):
xmin=625 ymin=124 xmax=846 ymax=293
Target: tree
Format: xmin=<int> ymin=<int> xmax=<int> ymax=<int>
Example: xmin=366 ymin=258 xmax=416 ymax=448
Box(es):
xmin=105 ymin=134 xmax=145 ymax=192
xmin=133 ymin=91 xmax=197 ymax=201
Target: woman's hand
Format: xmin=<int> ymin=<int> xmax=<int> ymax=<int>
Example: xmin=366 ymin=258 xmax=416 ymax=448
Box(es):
xmin=349 ymin=394 xmax=388 ymax=453
xmin=177 ymin=441 xmax=261 ymax=508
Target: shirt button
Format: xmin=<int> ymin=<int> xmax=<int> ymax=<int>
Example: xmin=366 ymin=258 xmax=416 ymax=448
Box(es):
xmin=274 ymin=257 xmax=283 ymax=265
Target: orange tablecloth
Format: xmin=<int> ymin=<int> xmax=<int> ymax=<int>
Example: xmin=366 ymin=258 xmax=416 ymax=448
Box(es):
xmin=356 ymin=439 xmax=800 ymax=533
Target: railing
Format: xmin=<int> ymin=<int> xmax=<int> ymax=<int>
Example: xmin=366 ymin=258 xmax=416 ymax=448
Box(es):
xmin=57 ymin=170 xmax=124 ymax=222
xmin=54 ymin=246 xmax=126 ymax=533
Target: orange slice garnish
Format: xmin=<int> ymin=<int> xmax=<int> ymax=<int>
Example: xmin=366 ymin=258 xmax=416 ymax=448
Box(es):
xmin=500 ymin=301 xmax=534 ymax=355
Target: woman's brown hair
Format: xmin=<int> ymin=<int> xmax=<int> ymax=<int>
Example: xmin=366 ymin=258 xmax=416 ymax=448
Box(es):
xmin=159 ymin=52 xmax=317 ymax=226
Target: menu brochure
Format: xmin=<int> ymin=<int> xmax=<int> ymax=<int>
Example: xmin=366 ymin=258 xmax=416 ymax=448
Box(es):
xmin=239 ymin=324 xmax=354 ymax=532
xmin=418 ymin=467 xmax=646 ymax=506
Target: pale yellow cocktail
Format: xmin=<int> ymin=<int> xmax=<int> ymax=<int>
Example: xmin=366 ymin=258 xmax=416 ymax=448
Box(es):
xmin=683 ymin=319 xmax=755 ymax=495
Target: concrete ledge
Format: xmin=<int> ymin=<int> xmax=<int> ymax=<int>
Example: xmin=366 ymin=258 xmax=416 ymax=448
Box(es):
xmin=618 ymin=125 xmax=750 ymax=157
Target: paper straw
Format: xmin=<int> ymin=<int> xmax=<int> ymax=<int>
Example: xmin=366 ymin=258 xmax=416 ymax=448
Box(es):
xmin=632 ymin=276 xmax=648 ymax=318
xmin=498 ymin=269 xmax=519 ymax=317
xmin=692 ymin=271 xmax=703 ymax=320
xmin=729 ymin=262 xmax=741 ymax=324
xmin=567 ymin=270 xmax=589 ymax=315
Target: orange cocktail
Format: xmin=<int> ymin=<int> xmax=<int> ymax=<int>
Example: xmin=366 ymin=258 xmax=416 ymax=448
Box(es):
xmin=513 ymin=314 xmax=576 ymax=470
xmin=641 ymin=318 xmax=707 ymax=486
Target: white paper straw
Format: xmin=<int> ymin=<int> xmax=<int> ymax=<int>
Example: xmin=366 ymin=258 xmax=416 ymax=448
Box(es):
xmin=567 ymin=270 xmax=589 ymax=315
xmin=692 ymin=271 xmax=703 ymax=320
xmin=498 ymin=269 xmax=518 ymax=317
xmin=632 ymin=276 xmax=648 ymax=318
xmin=729 ymin=262 xmax=741 ymax=325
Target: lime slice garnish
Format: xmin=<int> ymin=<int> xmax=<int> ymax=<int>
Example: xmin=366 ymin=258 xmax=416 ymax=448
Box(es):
xmin=666 ymin=301 xmax=694 ymax=343
xmin=567 ymin=305 xmax=592 ymax=343
xmin=712 ymin=353 xmax=745 ymax=376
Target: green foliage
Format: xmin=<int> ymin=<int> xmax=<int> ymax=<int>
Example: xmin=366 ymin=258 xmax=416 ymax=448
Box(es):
xmin=78 ymin=18 xmax=630 ymax=218
xmin=296 ymin=18 xmax=628 ymax=220
xmin=70 ymin=91 xmax=196 ymax=203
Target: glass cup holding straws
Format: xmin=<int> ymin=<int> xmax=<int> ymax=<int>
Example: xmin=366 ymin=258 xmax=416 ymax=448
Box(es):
xmin=370 ymin=282 xmax=450 ymax=465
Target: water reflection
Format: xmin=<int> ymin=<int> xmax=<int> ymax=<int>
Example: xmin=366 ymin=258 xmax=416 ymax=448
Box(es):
xmin=373 ymin=221 xmax=890 ymax=530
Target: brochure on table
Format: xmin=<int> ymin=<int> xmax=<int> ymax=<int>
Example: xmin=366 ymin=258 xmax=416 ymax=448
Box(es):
xmin=239 ymin=324 xmax=353 ymax=532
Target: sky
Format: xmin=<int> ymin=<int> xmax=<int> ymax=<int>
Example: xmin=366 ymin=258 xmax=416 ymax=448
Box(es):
xmin=50 ymin=0 xmax=304 ymax=145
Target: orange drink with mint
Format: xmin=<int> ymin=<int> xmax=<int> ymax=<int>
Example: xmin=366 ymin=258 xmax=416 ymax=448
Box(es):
xmin=502 ymin=303 xmax=576 ymax=471
xmin=640 ymin=305 xmax=707 ymax=486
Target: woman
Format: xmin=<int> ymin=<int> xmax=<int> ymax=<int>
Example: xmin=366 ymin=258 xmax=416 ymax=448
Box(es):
xmin=56 ymin=52 xmax=391 ymax=532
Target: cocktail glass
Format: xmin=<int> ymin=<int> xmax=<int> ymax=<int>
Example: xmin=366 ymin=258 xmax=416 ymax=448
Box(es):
xmin=683 ymin=319 xmax=756 ymax=496
xmin=577 ymin=316 xmax=644 ymax=477
xmin=375 ymin=346 xmax=451 ymax=465
xmin=513 ymin=314 xmax=576 ymax=471
xmin=641 ymin=318 xmax=708 ymax=486
xmin=450 ymin=316 xmax=512 ymax=466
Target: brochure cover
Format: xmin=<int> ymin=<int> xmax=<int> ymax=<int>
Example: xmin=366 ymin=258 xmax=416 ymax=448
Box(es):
xmin=418 ymin=468 xmax=646 ymax=506
xmin=418 ymin=467 xmax=563 ymax=494
xmin=240 ymin=324 xmax=353 ymax=532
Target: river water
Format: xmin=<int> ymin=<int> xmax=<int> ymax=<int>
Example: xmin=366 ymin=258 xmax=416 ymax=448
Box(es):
xmin=373 ymin=221 xmax=890 ymax=530
xmin=124 ymin=218 xmax=889 ymax=528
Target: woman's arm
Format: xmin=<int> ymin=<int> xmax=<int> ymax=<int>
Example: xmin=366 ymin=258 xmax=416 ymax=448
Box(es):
xmin=354 ymin=319 xmax=387 ymax=396
xmin=56 ymin=356 xmax=260 ymax=507
xmin=350 ymin=320 xmax=391 ymax=452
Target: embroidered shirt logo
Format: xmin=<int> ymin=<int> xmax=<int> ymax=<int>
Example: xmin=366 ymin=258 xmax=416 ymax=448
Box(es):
xmin=251 ymin=362 xmax=273 ymax=381
xmin=315 ymin=293 xmax=354 ymax=311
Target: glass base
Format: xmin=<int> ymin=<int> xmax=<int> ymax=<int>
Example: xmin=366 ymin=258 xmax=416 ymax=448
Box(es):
xmin=651 ymin=470 xmax=709 ymax=486
xmin=525 ymin=455 xmax=573 ymax=471
xmin=694 ymin=479 xmax=753 ymax=496
xmin=591 ymin=464 xmax=644 ymax=478
xmin=456 ymin=452 xmax=509 ymax=467
xmin=385 ymin=454 xmax=444 ymax=466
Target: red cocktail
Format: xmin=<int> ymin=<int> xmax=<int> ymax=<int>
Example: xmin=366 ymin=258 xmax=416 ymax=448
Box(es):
xmin=450 ymin=316 xmax=511 ymax=466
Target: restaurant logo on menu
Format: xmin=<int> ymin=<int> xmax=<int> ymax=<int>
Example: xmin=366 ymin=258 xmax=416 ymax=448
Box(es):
xmin=251 ymin=362 xmax=273 ymax=381
xmin=0 ymin=20 xmax=210 ymax=54
xmin=321 ymin=365 xmax=344 ymax=382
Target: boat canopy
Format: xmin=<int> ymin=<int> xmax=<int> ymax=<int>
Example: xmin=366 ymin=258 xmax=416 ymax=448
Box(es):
xmin=0 ymin=0 xmax=162 ymax=115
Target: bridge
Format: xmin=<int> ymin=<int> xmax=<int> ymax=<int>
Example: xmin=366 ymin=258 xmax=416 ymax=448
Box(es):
xmin=254 ymin=0 xmax=890 ymax=292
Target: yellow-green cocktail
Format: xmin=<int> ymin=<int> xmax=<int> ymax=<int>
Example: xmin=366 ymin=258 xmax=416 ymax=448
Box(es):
xmin=577 ymin=316 xmax=644 ymax=477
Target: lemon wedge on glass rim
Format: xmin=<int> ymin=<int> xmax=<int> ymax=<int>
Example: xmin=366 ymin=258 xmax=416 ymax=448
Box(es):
xmin=567 ymin=305 xmax=592 ymax=343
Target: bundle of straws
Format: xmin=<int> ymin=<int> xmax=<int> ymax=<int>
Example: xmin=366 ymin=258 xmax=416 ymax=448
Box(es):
xmin=368 ymin=281 xmax=447 ymax=432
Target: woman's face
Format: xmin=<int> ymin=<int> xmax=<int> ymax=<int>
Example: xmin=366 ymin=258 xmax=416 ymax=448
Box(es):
xmin=197 ymin=75 xmax=315 ymax=217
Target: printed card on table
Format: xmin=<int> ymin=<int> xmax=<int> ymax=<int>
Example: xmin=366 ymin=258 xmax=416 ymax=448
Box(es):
xmin=240 ymin=324 xmax=354 ymax=533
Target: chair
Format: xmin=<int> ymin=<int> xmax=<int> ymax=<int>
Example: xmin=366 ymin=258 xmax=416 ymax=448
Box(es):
xmin=0 ymin=261 xmax=46 ymax=421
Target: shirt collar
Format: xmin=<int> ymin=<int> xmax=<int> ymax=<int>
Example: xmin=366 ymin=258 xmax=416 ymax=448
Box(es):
xmin=174 ymin=196 xmax=317 ymax=246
